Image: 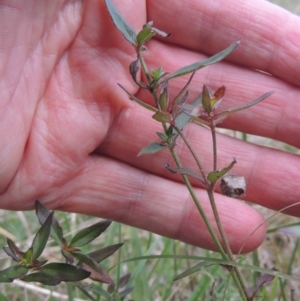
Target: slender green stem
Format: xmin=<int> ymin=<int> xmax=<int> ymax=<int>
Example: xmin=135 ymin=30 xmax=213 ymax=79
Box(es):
xmin=172 ymin=124 xmax=209 ymax=186
xmin=138 ymin=52 xmax=249 ymax=300
xmin=171 ymin=149 xmax=249 ymax=301
xmin=208 ymin=123 xmax=250 ymax=299
xmin=115 ymin=222 xmax=122 ymax=292
xmin=210 ymin=122 xmax=217 ymax=170
xmin=170 ymin=150 xmax=226 ymax=257
xmin=138 ymin=51 xmax=152 ymax=84
xmin=173 ymin=124 xmax=249 ymax=299
xmin=207 ymin=188 xmax=250 ymax=299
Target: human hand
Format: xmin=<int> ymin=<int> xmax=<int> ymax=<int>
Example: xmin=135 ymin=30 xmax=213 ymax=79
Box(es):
xmin=1 ymin=0 xmax=299 ymax=253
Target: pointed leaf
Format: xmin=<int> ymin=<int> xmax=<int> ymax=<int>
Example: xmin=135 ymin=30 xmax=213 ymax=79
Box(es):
xmin=5 ymin=239 xmax=25 ymax=261
xmin=250 ymin=267 xmax=278 ymax=299
xmin=138 ymin=142 xmax=167 ymax=156
xmin=152 ymin=111 xmax=172 ymax=123
xmin=171 ymin=71 xmax=195 ymax=107
xmin=104 ymin=0 xmax=137 ymax=46
xmin=207 ymin=158 xmax=237 ymax=184
xmin=165 ymin=163 xmax=205 ymax=184
xmin=175 ymin=93 xmax=202 ymax=130
xmin=118 ymin=272 xmax=131 ymax=288
xmin=202 ymin=85 xmax=213 ymax=113
xmin=136 ymin=24 xmax=156 ymax=47
xmin=152 ymin=66 xmax=166 ymax=81
xmin=72 ymin=252 xmax=114 ymax=284
xmin=216 ymin=91 xmax=274 ymax=119
xmin=32 ymin=211 xmax=53 ymax=260
xmin=22 ymin=272 xmax=61 ymax=286
xmin=156 ymin=132 xmax=168 ymax=141
xmin=31 ymin=259 xmax=48 ymax=268
xmin=61 ymin=249 xmax=74 ymax=264
xmin=122 ymin=254 xmax=300 ymax=283
xmin=39 ymin=263 xmax=91 ymax=281
xmin=158 ymin=80 xmax=169 ymax=111
xmin=167 ymin=41 xmax=239 ymax=80
xmin=88 ymin=243 xmax=124 ymax=263
xmin=23 ymin=247 xmax=33 ymax=263
xmin=90 ymin=284 xmax=115 ymax=301
xmin=3 ymin=246 xmax=19 ymax=262
xmin=35 ymin=200 xmax=63 ymax=245
xmin=0 ymin=266 xmax=28 ymax=282
xmin=119 ymin=286 xmax=135 ymax=298
xmin=118 ymin=83 xmax=156 ymax=112
xmin=174 ymin=261 xmax=213 ymax=281
xmin=129 ymin=58 xmax=139 ymax=84
xmin=70 ymin=220 xmax=112 ymax=248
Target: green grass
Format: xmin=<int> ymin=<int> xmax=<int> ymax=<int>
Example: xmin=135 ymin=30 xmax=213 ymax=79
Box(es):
xmin=0 ymin=1 xmax=299 ymax=300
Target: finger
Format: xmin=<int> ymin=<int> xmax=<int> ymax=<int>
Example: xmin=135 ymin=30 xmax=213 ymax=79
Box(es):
xmin=97 ymin=103 xmax=300 ymax=217
xmin=137 ymin=40 xmax=300 ymax=148
xmin=147 ymin=0 xmax=300 ymax=86
xmin=43 ymin=156 xmax=266 ymax=254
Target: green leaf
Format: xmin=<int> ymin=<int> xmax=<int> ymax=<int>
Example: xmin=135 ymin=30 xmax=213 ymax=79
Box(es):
xmin=171 ymin=71 xmax=195 ymax=108
xmin=166 ymin=41 xmax=239 ymax=80
xmin=23 ymin=248 xmax=33 ymax=264
xmin=61 ymin=249 xmax=74 ymax=264
xmin=119 ymin=287 xmax=135 ymax=298
xmin=70 ymin=220 xmax=112 ymax=248
xmin=158 ymin=81 xmax=169 ymax=111
xmin=104 ymin=0 xmax=137 ymax=46
xmin=3 ymin=246 xmax=19 ymax=262
xmin=152 ymin=66 xmax=166 ymax=81
xmin=152 ymin=111 xmax=172 ymax=123
xmin=0 ymin=266 xmax=28 ymax=283
xmin=90 ymin=284 xmax=115 ymax=301
xmin=207 ymin=158 xmax=237 ymax=184
xmin=136 ymin=25 xmax=156 ymax=47
xmin=165 ymin=164 xmax=205 ymax=184
xmin=174 ymin=93 xmax=202 ymax=131
xmin=32 ymin=211 xmax=53 ymax=260
xmin=72 ymin=252 xmax=114 ymax=284
xmin=39 ymin=263 xmax=91 ymax=282
xmin=118 ymin=83 xmax=156 ymax=112
xmin=249 ymin=268 xmax=277 ymax=299
xmin=88 ymin=243 xmax=124 ymax=263
xmin=138 ymin=142 xmax=167 ymax=156
xmin=35 ymin=200 xmax=63 ymax=246
xmin=5 ymin=239 xmax=25 ymax=262
xmin=201 ymin=84 xmax=213 ymax=113
xmin=215 ymin=91 xmax=274 ymax=121
xmin=156 ymin=132 xmax=168 ymax=141
xmin=122 ymin=254 xmax=300 ymax=283
xmin=174 ymin=261 xmax=213 ymax=281
xmin=22 ymin=272 xmax=61 ymax=286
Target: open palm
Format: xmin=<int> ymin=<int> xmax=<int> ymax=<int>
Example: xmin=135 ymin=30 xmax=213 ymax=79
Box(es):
xmin=1 ymin=0 xmax=300 ymax=253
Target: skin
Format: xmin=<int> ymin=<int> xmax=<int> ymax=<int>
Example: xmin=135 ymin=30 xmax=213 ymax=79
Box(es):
xmin=0 ymin=0 xmax=299 ymax=254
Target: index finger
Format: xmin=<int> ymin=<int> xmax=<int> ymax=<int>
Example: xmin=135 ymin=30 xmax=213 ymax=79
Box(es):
xmin=147 ymin=0 xmax=300 ymax=86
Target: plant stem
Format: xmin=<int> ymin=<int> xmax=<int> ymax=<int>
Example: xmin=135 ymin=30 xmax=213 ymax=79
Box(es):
xmin=172 ymin=123 xmax=249 ymax=299
xmin=138 ymin=52 xmax=249 ymax=300
xmin=208 ymin=123 xmax=250 ymax=299
xmin=171 ymin=149 xmax=249 ymax=300
xmin=210 ymin=122 xmax=217 ymax=170
xmin=207 ymin=188 xmax=250 ymax=299
xmin=170 ymin=150 xmax=226 ymax=257
xmin=172 ymin=124 xmax=208 ymax=186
